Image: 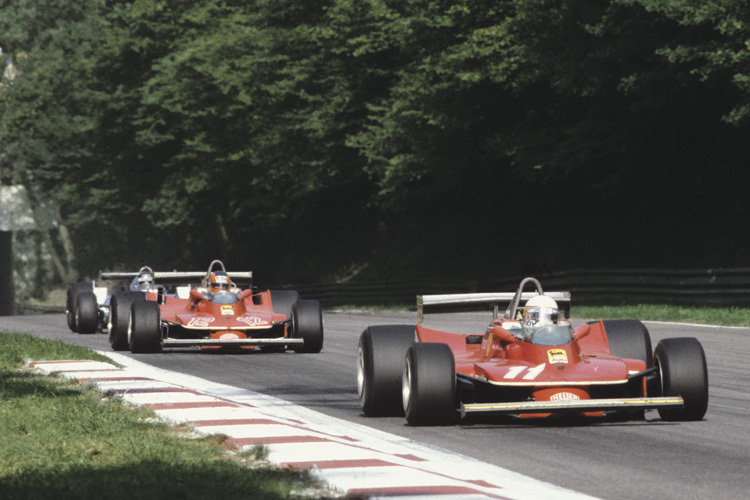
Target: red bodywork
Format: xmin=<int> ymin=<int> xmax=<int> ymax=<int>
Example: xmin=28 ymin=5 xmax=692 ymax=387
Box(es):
xmin=146 ymin=288 xmax=295 ymax=349
xmin=385 ymin=278 xmax=694 ymax=422
xmin=416 ymin=314 xmax=674 ymax=418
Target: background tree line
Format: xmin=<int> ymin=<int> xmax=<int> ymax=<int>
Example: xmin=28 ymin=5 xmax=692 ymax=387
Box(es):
xmin=1 ymin=0 xmax=749 ymax=297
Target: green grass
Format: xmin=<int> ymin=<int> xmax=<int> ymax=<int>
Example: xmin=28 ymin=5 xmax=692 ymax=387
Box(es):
xmin=0 ymin=331 xmax=342 ymax=500
xmin=573 ymin=304 xmax=750 ymax=327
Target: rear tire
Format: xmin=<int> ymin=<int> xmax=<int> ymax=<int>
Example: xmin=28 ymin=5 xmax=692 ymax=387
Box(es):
xmin=291 ymin=300 xmax=323 ymax=353
xmin=655 ymin=338 xmax=708 ymax=421
xmin=129 ymin=300 xmax=162 ymax=353
xmin=602 ymin=319 xmax=653 ymax=366
xmin=403 ymin=343 xmax=457 ymax=426
xmin=267 ymin=290 xmax=301 ymax=352
xmin=75 ymin=292 xmax=99 ymax=334
xmin=109 ymin=291 xmax=146 ymax=351
xmin=601 ymin=319 xmax=653 ymax=420
xmin=66 ymin=282 xmax=92 ymax=332
xmin=357 ymin=325 xmax=415 ymax=417
xmin=270 ymin=290 xmax=300 ymax=318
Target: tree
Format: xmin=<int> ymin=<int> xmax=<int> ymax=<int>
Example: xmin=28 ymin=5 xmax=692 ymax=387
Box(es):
xmin=3 ymin=0 xmax=750 ymax=289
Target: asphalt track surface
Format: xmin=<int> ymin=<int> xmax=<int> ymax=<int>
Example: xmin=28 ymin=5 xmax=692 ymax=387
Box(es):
xmin=2 ymin=310 xmax=749 ymax=500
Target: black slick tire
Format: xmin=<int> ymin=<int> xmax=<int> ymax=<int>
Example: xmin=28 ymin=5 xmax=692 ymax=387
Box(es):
xmin=109 ymin=291 xmax=145 ymax=351
xmin=601 ymin=319 xmax=654 ymax=420
xmin=263 ymin=290 xmax=301 ymax=353
xmin=75 ymin=292 xmax=99 ymax=334
xmin=291 ymin=300 xmax=323 ymax=353
xmin=129 ymin=300 xmax=162 ymax=354
xmin=357 ymin=325 xmax=415 ymax=417
xmin=270 ymin=290 xmax=300 ymax=318
xmin=602 ymin=319 xmax=653 ymax=366
xmin=403 ymin=343 xmax=457 ymax=426
xmin=66 ymin=282 xmax=92 ymax=332
xmin=654 ymin=337 xmax=708 ymax=421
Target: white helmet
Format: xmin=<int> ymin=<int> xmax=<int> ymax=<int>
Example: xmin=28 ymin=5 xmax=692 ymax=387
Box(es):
xmin=136 ymin=273 xmax=153 ymax=291
xmin=522 ymin=294 xmax=559 ymax=327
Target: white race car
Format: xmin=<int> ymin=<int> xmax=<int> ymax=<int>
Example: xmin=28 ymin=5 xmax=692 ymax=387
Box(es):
xmin=66 ymin=266 xmax=157 ymax=334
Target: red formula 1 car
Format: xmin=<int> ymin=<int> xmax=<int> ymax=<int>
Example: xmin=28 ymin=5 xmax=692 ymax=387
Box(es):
xmin=108 ymin=260 xmax=323 ymax=354
xmin=357 ymin=277 xmax=708 ymax=425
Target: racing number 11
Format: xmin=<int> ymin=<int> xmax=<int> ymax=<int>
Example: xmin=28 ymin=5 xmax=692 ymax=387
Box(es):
xmin=503 ymin=364 xmax=546 ymax=380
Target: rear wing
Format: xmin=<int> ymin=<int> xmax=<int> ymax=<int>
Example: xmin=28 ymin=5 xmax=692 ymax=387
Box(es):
xmin=417 ymin=291 xmax=571 ymax=323
xmin=99 ymin=271 xmax=253 ymax=286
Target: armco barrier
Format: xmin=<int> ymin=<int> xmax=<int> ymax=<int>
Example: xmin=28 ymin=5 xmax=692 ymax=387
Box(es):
xmin=277 ymin=268 xmax=750 ymax=308
xmin=17 ymin=268 xmax=750 ymax=313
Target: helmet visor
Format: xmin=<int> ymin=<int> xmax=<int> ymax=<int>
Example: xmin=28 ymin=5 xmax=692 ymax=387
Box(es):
xmin=211 ymin=274 xmax=229 ymax=289
xmin=523 ymin=306 xmax=559 ymax=327
xmin=136 ymin=274 xmax=152 ymax=290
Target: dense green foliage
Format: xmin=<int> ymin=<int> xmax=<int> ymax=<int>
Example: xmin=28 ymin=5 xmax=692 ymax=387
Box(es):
xmin=1 ymin=0 xmax=749 ymax=288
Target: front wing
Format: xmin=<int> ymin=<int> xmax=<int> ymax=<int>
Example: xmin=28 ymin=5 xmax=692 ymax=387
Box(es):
xmin=460 ymin=396 xmax=684 ymax=417
xmin=161 ymin=337 xmax=303 ymax=348
xmin=160 ymin=318 xmax=296 ymax=348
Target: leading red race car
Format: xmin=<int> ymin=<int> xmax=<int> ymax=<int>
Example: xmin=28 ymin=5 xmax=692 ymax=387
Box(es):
xmin=357 ymin=277 xmax=708 ymax=425
xmin=108 ymin=260 xmax=323 ymax=354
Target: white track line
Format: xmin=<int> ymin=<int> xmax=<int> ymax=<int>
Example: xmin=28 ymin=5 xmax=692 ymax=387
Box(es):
xmin=30 ymin=353 xmax=599 ymax=500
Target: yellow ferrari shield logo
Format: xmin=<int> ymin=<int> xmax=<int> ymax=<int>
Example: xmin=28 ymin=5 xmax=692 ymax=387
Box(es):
xmin=220 ymin=305 xmax=234 ymax=316
xmin=547 ymin=349 xmax=568 ymax=364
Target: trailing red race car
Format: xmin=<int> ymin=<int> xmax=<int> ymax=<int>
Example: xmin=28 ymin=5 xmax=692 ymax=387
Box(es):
xmin=108 ymin=260 xmax=323 ymax=354
xmin=357 ymin=277 xmax=708 ymax=425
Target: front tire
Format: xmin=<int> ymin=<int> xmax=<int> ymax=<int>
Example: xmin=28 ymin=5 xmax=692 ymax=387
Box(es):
xmin=66 ymin=282 xmax=92 ymax=332
xmin=654 ymin=337 xmax=708 ymax=421
xmin=403 ymin=343 xmax=457 ymax=426
xmin=75 ymin=292 xmax=99 ymax=334
xmin=129 ymin=300 xmax=162 ymax=354
xmin=291 ymin=300 xmax=323 ymax=353
xmin=109 ymin=291 xmax=145 ymax=351
xmin=357 ymin=325 xmax=415 ymax=417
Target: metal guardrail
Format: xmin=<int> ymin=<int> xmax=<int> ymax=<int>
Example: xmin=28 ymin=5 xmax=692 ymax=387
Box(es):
xmin=12 ymin=268 xmax=750 ymax=316
xmin=542 ymin=268 xmax=750 ymax=305
xmin=278 ymin=268 xmax=750 ymax=307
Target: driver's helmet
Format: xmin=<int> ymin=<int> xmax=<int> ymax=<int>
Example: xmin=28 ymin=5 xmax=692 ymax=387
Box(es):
xmin=136 ymin=273 xmax=153 ymax=291
xmin=522 ymin=294 xmax=559 ymax=328
xmin=209 ymin=271 xmax=230 ymax=293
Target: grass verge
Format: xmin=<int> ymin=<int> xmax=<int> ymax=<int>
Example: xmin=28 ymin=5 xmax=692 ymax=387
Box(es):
xmin=0 ymin=331 xmax=341 ymax=500
xmin=332 ymin=303 xmax=750 ymax=327
xmin=573 ymin=304 xmax=750 ymax=327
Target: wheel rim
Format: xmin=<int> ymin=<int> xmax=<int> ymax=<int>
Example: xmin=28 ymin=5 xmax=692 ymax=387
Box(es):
xmin=402 ymin=357 xmax=412 ymax=413
xmin=356 ymin=347 xmax=365 ymax=398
